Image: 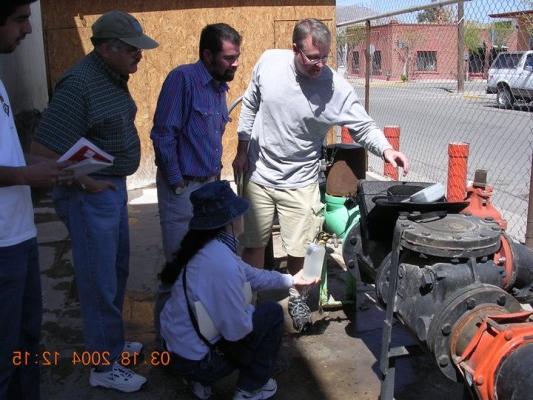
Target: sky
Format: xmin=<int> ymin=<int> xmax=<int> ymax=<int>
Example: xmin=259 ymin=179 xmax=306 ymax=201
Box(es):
xmin=336 ymin=0 xmax=532 ymax=23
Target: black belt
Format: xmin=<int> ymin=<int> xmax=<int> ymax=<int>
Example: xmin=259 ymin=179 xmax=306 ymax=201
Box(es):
xmin=183 ymin=175 xmax=211 ymax=183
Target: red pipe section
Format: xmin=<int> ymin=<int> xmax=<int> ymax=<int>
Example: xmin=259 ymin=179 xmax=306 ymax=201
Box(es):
xmin=447 ymin=142 xmax=469 ymax=202
xmin=452 ymin=311 xmax=533 ymax=400
xmin=384 ymin=126 xmax=400 ymax=181
xmin=340 ymin=126 xmax=353 ymax=144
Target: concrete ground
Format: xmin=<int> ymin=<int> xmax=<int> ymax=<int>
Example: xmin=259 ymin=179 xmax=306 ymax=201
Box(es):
xmin=35 ymin=186 xmax=467 ymax=400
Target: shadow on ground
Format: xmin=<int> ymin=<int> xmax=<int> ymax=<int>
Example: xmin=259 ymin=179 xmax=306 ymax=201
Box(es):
xmin=36 ymin=190 xmax=472 ymax=399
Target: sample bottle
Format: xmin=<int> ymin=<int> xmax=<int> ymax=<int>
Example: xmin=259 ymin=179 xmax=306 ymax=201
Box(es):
xmin=302 ymin=243 xmax=326 ymax=280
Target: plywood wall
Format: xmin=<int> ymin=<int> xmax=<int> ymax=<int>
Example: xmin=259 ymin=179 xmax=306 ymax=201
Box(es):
xmin=41 ymin=1 xmax=335 ymax=188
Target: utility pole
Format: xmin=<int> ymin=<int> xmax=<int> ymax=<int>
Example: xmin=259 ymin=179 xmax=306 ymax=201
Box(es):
xmin=457 ymin=0 xmax=465 ymax=93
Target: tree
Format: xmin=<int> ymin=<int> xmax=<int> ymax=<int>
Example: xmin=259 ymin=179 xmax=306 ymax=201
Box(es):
xmin=336 ymin=25 xmax=365 ymax=68
xmin=417 ymin=0 xmax=453 ymax=23
xmin=395 ymin=30 xmax=423 ymax=80
xmin=492 ymin=20 xmax=513 ymax=49
xmin=336 ymin=27 xmax=347 ymax=67
xmin=464 ymin=21 xmax=484 ymax=78
xmin=464 ymin=21 xmax=483 ymax=55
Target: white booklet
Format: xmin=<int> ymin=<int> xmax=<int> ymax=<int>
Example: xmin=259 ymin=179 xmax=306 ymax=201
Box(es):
xmin=58 ymin=137 xmax=114 ymax=177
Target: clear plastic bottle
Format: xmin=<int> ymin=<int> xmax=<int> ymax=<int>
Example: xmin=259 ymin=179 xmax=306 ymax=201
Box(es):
xmin=302 ymin=243 xmax=326 ymax=280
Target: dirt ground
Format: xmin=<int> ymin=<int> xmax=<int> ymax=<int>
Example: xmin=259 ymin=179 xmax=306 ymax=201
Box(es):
xmin=36 ymin=187 xmax=468 ymax=400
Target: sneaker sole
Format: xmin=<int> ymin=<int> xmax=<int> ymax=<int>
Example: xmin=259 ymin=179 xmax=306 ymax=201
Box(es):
xmin=235 ymin=380 xmax=277 ymax=400
xmin=89 ymin=376 xmax=146 ymax=393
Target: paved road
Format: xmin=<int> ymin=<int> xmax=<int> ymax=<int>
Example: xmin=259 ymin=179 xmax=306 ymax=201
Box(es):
xmin=351 ymin=79 xmax=532 ymax=241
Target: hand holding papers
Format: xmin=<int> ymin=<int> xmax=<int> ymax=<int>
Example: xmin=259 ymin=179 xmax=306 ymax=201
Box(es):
xmin=58 ymin=138 xmax=114 ymax=177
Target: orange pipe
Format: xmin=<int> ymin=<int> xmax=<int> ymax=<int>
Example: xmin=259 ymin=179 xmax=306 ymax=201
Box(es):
xmin=384 ymin=126 xmax=400 ymax=181
xmin=340 ymin=126 xmax=353 ymax=144
xmin=447 ymin=142 xmax=469 ymax=202
xmin=453 ymin=311 xmax=533 ymax=400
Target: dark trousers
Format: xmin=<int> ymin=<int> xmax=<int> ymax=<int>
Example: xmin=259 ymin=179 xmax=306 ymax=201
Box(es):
xmin=0 ymin=238 xmax=41 ymax=400
xmin=169 ymin=302 xmax=284 ymax=392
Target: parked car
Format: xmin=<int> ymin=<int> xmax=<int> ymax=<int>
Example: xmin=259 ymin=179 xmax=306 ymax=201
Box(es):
xmin=486 ymin=50 xmax=533 ymax=108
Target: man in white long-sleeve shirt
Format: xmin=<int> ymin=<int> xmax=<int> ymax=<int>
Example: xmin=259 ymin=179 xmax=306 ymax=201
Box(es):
xmin=233 ymin=18 xmax=409 ymax=332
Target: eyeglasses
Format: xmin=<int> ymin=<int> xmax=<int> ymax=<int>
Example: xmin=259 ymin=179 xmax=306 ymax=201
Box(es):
xmin=121 ymin=44 xmax=142 ymax=55
xmin=112 ymin=41 xmax=142 ymax=55
xmin=299 ymin=49 xmax=329 ymax=65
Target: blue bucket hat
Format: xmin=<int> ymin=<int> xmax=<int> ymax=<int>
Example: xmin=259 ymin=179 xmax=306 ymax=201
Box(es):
xmin=189 ymin=181 xmax=249 ymax=230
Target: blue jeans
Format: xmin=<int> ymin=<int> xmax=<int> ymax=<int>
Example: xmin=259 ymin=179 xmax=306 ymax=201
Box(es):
xmin=53 ymin=177 xmax=129 ymax=365
xmin=169 ymin=302 xmax=284 ymax=392
xmin=0 ymin=238 xmax=41 ymax=400
xmin=156 ymin=169 xmax=215 ymax=262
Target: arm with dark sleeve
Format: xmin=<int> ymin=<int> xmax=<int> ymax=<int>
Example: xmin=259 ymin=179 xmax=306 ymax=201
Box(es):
xmin=32 ymin=78 xmax=116 ymax=192
xmin=33 ymin=77 xmax=90 ymax=158
xmin=150 ymin=69 xmax=190 ymax=187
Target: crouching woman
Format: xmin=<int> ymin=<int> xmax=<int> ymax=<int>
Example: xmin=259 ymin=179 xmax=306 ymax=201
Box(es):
xmin=159 ymin=180 xmax=318 ymax=400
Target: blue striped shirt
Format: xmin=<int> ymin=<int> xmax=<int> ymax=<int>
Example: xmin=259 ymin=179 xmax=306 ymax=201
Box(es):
xmin=151 ymin=61 xmax=229 ymax=186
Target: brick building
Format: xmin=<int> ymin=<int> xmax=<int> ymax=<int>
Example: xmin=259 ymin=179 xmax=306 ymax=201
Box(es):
xmin=346 ymin=21 xmax=459 ymax=81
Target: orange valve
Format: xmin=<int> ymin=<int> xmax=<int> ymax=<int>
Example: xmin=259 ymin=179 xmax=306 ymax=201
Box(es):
xmin=447 ymin=142 xmax=469 ymax=202
xmin=384 ymin=126 xmax=400 ymax=181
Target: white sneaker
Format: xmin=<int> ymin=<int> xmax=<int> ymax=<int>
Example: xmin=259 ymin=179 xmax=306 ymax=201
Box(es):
xmin=89 ymin=362 xmax=147 ymax=393
xmin=190 ymin=381 xmax=213 ymax=399
xmin=233 ymin=378 xmax=277 ymax=400
xmin=122 ymin=341 xmax=143 ymax=357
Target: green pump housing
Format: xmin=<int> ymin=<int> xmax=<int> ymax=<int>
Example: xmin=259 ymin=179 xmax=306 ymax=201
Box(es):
xmin=323 ymin=193 xmax=360 ymax=240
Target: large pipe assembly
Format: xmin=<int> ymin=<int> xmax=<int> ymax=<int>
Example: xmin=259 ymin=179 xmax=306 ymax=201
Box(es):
xmin=324 ymin=143 xmax=533 ymax=400
xmin=374 ymin=212 xmax=533 ymax=399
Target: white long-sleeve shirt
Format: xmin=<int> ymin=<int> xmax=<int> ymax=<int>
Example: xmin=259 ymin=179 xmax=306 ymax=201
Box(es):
xmin=160 ymin=238 xmax=294 ymax=360
xmin=237 ymin=49 xmax=392 ymax=189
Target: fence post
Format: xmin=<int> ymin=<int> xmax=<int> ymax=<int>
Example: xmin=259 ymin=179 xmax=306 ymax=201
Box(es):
xmin=526 ymin=151 xmax=533 ymax=248
xmin=384 ymin=126 xmax=400 ymax=180
xmin=447 ymin=142 xmax=469 ymax=202
xmin=457 ymin=0 xmax=465 ymax=93
xmin=364 ymin=20 xmax=371 ymax=113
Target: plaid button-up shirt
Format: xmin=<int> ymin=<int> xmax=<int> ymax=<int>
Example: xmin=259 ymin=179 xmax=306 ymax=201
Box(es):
xmin=35 ymin=51 xmax=140 ymax=177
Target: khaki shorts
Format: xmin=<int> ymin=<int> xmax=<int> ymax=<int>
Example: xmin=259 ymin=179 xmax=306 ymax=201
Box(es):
xmin=241 ymin=180 xmax=324 ymax=257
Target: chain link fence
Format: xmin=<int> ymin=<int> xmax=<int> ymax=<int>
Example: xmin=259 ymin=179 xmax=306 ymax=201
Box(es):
xmin=336 ymin=0 xmax=533 ymax=242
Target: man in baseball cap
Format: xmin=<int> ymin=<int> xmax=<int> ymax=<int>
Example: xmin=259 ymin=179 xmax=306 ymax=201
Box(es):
xmin=91 ymin=10 xmax=158 ymax=50
xmin=32 ymin=10 xmax=158 ymax=393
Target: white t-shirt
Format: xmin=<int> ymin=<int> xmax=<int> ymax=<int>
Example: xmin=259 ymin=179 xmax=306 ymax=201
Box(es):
xmin=0 ymin=80 xmax=36 ymax=247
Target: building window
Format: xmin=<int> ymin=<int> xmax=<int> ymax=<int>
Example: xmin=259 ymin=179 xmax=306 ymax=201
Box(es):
xmin=417 ymin=51 xmax=437 ymax=71
xmin=372 ymin=50 xmax=382 ymax=74
xmin=352 ymin=51 xmax=360 ymax=72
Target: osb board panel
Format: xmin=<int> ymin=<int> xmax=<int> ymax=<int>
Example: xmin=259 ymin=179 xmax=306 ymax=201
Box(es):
xmin=42 ymin=2 xmax=335 ymax=187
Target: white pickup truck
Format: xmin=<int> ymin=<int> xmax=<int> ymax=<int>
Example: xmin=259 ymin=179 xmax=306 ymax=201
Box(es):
xmin=486 ymin=50 xmax=533 ymax=108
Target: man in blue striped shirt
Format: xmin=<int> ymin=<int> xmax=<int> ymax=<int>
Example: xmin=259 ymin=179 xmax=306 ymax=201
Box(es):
xmin=151 ymin=23 xmax=241 ymax=263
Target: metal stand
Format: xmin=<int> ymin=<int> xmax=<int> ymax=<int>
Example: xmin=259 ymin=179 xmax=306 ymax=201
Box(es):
xmin=379 ymin=216 xmax=410 ymax=400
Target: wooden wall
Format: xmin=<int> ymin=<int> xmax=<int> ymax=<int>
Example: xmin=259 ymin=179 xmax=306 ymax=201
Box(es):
xmin=40 ymin=0 xmax=335 ymax=188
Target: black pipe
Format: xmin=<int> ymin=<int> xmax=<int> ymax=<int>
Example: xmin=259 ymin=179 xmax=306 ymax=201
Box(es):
xmin=495 ymin=343 xmax=533 ymax=400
